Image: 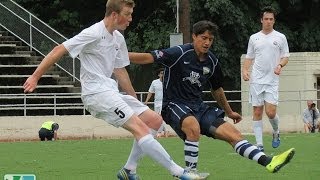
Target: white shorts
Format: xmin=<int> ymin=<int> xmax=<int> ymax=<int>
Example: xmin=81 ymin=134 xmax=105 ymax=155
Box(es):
xmin=154 ymin=101 xmax=162 ymax=114
xmin=249 ymin=84 xmax=279 ymax=106
xmin=82 ymin=91 xmax=148 ymax=128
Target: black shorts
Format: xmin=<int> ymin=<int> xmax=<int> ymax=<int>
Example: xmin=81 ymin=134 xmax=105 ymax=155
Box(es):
xmin=38 ymin=128 xmax=54 ymax=141
xmin=162 ymin=102 xmax=226 ymax=140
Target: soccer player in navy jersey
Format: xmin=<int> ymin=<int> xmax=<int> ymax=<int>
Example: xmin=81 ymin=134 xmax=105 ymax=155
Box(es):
xmin=129 ymin=20 xmax=295 ymax=174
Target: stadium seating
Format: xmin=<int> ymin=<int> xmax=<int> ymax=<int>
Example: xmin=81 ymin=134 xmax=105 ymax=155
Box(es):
xmin=0 ymin=28 xmax=85 ymax=116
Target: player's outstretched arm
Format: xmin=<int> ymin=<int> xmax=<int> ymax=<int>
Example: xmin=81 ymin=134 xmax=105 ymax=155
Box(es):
xmin=23 ymin=44 xmax=68 ymax=93
xmin=211 ymin=87 xmax=242 ymax=124
xmin=129 ymin=52 xmax=154 ymax=64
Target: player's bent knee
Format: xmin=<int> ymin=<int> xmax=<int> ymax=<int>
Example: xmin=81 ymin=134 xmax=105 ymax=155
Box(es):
xmin=139 ymin=109 xmax=162 ymax=129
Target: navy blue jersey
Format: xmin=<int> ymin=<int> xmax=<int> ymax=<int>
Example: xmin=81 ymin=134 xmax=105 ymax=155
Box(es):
xmin=151 ymin=43 xmax=223 ymax=108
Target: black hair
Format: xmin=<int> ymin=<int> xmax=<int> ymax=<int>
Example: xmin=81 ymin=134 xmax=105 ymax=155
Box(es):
xmin=157 ymin=68 xmax=164 ymax=75
xmin=260 ymin=6 xmax=277 ymax=19
xmin=192 ymin=20 xmax=218 ymax=36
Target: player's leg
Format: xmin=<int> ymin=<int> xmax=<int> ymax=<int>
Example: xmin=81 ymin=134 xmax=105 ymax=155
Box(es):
xmin=121 ymin=109 xmax=161 ymax=174
xmin=181 ymin=115 xmax=201 ymax=171
xmin=120 ymin=95 xmax=163 ymax=174
xmin=212 ymin=119 xmax=295 ymax=173
xmin=265 ymin=86 xmax=280 ymax=148
xmin=253 ymin=106 xmax=264 ymax=151
xmin=123 ymin=115 xmax=207 ymax=179
xmin=83 ymin=92 xmax=201 ymax=179
xmin=250 ymin=84 xmax=265 ymax=150
xmin=162 ymin=103 xmax=209 ymax=179
xmin=199 ymin=106 xmax=270 ymax=167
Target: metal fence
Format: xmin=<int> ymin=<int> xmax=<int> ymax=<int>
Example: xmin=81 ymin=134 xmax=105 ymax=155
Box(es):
xmin=0 ymin=90 xmax=318 ymax=116
xmin=0 ymin=0 xmax=80 ymax=82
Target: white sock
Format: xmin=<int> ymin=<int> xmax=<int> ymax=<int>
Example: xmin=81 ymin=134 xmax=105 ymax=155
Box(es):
xmin=269 ymin=114 xmax=279 ymax=133
xmin=253 ymin=120 xmax=263 ymax=145
xmin=124 ymin=139 xmax=144 ymax=173
xmin=123 ymin=129 xmax=158 ymax=173
xmin=138 ymin=134 xmax=184 ymax=176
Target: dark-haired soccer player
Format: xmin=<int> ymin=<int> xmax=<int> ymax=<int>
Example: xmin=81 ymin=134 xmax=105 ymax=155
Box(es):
xmin=128 ymin=20 xmax=295 ymax=175
xmin=242 ymin=6 xmax=289 ymax=151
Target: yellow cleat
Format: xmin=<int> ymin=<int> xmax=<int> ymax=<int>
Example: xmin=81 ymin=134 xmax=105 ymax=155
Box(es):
xmin=266 ymin=148 xmax=295 ymax=173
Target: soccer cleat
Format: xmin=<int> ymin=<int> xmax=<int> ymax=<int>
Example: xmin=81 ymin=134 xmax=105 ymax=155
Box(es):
xmin=256 ymin=144 xmax=264 ymax=152
xmin=117 ymin=168 xmax=140 ymax=180
xmin=266 ymin=148 xmax=295 ymax=173
xmin=177 ymin=169 xmax=210 ymax=180
xmin=272 ymin=132 xmax=281 ymax=148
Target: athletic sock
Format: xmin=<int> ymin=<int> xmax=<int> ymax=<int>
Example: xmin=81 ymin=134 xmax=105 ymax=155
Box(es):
xmin=234 ymin=140 xmax=271 ymax=166
xmin=253 ymin=120 xmax=263 ymax=145
xmin=138 ymin=134 xmax=184 ymax=176
xmin=123 ymin=128 xmax=160 ymax=173
xmin=184 ymin=140 xmax=199 ymax=170
xmin=124 ymin=139 xmax=144 ymax=173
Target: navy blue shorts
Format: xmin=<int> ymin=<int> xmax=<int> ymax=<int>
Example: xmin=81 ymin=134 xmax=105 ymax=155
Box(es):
xmin=162 ymin=102 xmax=226 ymax=140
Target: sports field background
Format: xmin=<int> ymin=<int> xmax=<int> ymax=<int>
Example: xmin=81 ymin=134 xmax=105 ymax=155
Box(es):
xmin=0 ymin=133 xmax=319 ymax=180
xmin=0 ymin=114 xmax=304 ymax=142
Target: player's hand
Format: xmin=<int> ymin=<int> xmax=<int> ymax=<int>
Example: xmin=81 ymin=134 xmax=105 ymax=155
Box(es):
xmin=227 ymin=111 xmax=242 ymax=124
xmin=242 ymin=71 xmax=250 ymax=81
xmin=274 ymin=65 xmax=282 ymax=75
xmin=23 ymin=75 xmax=39 ymax=93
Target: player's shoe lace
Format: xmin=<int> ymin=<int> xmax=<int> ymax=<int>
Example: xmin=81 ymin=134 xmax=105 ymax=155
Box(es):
xmin=266 ymin=148 xmax=295 ymax=173
xmin=272 ymin=132 xmax=280 ymax=148
xmin=117 ymin=168 xmax=140 ymax=180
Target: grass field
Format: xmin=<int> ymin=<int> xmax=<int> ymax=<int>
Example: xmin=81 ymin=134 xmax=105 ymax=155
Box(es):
xmin=0 ymin=133 xmax=319 ymax=180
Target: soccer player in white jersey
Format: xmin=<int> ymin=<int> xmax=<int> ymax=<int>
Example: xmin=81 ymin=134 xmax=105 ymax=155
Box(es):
xmin=145 ymin=68 xmax=164 ymax=114
xmin=144 ymin=68 xmax=168 ymax=138
xmin=23 ymin=0 xmax=206 ymax=179
xmin=242 ymin=6 xmax=290 ymax=151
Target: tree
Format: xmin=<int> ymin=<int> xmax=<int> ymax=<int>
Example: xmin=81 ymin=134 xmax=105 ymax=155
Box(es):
xmin=13 ymin=0 xmax=320 ymax=91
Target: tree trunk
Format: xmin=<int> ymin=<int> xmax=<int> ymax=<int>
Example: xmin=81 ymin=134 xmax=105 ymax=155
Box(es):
xmin=179 ymin=0 xmax=191 ymax=43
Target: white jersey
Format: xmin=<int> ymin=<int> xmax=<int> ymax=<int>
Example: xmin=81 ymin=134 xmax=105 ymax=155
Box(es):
xmin=63 ymin=20 xmax=129 ymax=95
xmin=148 ymin=79 xmax=163 ymax=106
xmin=245 ymin=30 xmax=289 ymax=85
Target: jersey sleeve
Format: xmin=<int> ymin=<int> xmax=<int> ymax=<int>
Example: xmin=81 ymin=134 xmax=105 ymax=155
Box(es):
xmin=245 ymin=35 xmax=255 ymax=59
xmin=114 ymin=32 xmax=130 ymax=68
xmin=148 ymin=80 xmax=156 ymax=93
xmin=280 ymin=35 xmax=290 ymax=58
xmin=208 ymin=62 xmax=223 ymax=90
xmin=150 ymin=46 xmax=182 ymax=67
xmin=62 ymin=28 xmax=98 ymax=58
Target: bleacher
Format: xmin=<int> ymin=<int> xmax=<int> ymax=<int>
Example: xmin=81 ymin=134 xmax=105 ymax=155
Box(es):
xmin=0 ymin=28 xmax=85 ymax=116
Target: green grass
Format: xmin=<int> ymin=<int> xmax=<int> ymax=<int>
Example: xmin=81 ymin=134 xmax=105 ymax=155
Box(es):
xmin=0 ymin=133 xmax=319 ymax=180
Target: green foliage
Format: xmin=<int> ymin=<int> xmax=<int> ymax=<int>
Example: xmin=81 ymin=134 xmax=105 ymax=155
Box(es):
xmin=13 ymin=0 xmax=320 ymax=90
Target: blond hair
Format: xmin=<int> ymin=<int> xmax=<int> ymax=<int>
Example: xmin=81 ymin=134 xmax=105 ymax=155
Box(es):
xmin=105 ymin=0 xmax=135 ymax=16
